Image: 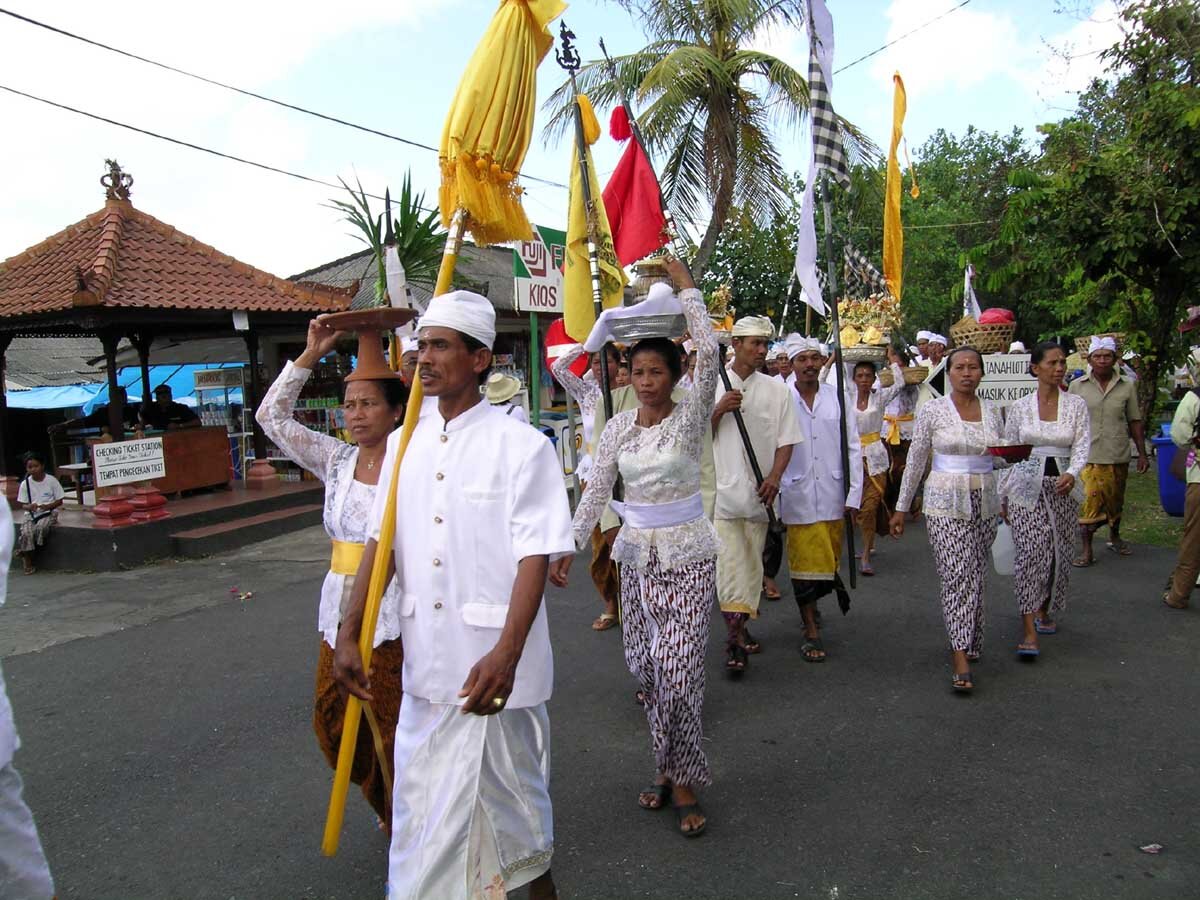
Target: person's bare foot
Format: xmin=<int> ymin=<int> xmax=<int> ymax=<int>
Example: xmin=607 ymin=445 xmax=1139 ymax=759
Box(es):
xmin=763 ymin=577 xmax=781 ymax=600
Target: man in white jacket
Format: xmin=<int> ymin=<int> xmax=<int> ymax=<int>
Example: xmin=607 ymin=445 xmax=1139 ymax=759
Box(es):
xmin=779 ymin=335 xmax=862 ymax=663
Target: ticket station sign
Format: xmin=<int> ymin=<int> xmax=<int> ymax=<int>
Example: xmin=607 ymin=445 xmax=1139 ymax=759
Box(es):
xmin=93 ymin=437 xmax=166 ymax=488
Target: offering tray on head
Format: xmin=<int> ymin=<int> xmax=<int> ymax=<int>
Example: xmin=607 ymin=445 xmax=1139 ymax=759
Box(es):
xmin=840 ymin=345 xmax=888 ymax=364
xmin=609 ymin=314 xmax=687 ymax=343
xmin=317 ymin=307 xmax=418 ymax=331
xmin=987 ymin=443 xmax=1033 ymax=462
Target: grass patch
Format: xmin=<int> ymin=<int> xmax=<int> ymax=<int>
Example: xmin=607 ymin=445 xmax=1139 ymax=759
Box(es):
xmin=1121 ymin=460 xmax=1183 ymax=549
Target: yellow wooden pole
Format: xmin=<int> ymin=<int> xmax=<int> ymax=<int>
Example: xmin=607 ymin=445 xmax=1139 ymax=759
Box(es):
xmin=321 ymin=210 xmax=465 ymax=856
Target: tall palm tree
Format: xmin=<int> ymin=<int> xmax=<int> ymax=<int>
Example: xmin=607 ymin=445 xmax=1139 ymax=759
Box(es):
xmin=543 ymin=0 xmax=877 ymax=276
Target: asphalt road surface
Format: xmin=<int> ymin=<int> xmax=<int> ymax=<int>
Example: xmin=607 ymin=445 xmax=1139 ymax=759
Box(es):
xmin=2 ymin=523 xmax=1196 ymax=899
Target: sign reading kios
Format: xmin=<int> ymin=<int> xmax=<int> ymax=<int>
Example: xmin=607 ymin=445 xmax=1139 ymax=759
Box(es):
xmin=514 ymin=224 xmax=566 ymax=314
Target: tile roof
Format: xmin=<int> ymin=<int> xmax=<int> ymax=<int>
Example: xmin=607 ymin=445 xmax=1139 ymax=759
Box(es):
xmin=4 ymin=336 xmax=110 ymax=389
xmin=0 ymin=199 xmax=355 ymax=321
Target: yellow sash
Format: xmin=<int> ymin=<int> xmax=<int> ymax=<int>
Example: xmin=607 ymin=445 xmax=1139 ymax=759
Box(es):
xmin=330 ymin=539 xmax=366 ymax=576
xmin=861 ymin=431 xmax=882 ymax=446
xmin=884 ymin=413 xmax=914 ymax=445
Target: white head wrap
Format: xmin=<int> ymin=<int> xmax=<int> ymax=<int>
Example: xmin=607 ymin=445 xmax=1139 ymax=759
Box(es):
xmin=785 ymin=333 xmax=823 ymax=360
xmin=731 ymin=315 xmax=774 ymax=338
xmin=770 ymin=342 xmax=787 ymax=358
xmin=820 ymin=343 xmax=831 ymax=357
xmin=419 ymin=290 xmax=496 ymax=349
xmin=1008 ymin=341 xmax=1026 ymax=353
xmin=1088 ymin=335 xmax=1118 ymax=356
xmin=400 ymin=336 xmax=419 ymax=355
xmin=917 ymin=330 xmax=933 ymax=342
xmin=928 ymin=334 xmax=948 ymax=347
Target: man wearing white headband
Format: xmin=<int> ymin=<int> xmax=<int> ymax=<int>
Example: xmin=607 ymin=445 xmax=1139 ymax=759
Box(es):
xmin=335 ymin=289 xmax=573 ymax=899
xmin=926 ymin=334 xmax=948 ymax=367
xmin=1068 ymin=334 xmax=1148 ymax=565
xmin=712 ymin=316 xmax=801 ymax=673
xmin=780 ymin=334 xmax=862 ymax=662
xmin=915 ymin=331 xmax=932 ymax=365
xmin=399 ymin=335 xmax=419 ymax=388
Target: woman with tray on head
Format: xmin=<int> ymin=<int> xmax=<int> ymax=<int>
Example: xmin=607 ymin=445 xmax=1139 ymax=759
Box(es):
xmin=890 ymin=346 xmax=1005 ymax=694
xmin=256 ymin=314 xmax=408 ymax=830
xmin=551 ymin=257 xmax=718 ymax=839
xmin=998 ymin=341 xmax=1090 ymax=657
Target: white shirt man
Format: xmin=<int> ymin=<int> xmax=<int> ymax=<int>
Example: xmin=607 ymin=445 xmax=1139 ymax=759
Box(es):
xmin=337 ymin=291 xmax=572 ymax=900
xmin=779 ymin=335 xmax=862 ymax=662
xmin=712 ymin=317 xmax=802 ymax=670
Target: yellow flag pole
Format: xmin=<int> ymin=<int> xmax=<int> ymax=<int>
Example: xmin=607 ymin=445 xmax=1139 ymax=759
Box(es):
xmin=321 ymin=210 xmax=466 ymax=856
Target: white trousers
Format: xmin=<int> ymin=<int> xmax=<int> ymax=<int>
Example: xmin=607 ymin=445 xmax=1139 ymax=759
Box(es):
xmin=387 ymin=695 xmax=553 ymax=900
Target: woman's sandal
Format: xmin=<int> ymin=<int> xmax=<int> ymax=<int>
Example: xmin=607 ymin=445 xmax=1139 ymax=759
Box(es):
xmin=1071 ymin=555 xmax=1093 ymax=568
xmin=801 ymin=637 xmax=826 ymax=663
xmin=674 ymin=803 xmax=707 ymax=837
xmin=1034 ymin=618 xmax=1057 ymax=635
xmin=1106 ymin=539 xmax=1132 ymax=557
xmin=952 ymin=671 xmax=974 ymax=693
xmin=638 ymin=783 xmax=671 ymax=810
xmin=1016 ymin=641 xmax=1040 ymax=658
xmin=591 ymin=613 xmax=618 ymax=631
xmin=726 ymin=644 xmax=747 ymax=674
xmin=763 ymin=580 xmax=782 ymax=601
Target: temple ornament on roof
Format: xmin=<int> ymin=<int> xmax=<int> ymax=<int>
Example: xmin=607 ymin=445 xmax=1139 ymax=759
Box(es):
xmin=101 ymin=159 xmax=132 ymax=201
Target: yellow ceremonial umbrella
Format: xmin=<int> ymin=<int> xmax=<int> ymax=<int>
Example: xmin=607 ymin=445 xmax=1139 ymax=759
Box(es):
xmin=321 ymin=0 xmax=566 ymax=857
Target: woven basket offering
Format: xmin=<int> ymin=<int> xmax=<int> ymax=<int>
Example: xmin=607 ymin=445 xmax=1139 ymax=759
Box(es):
xmin=878 ymin=368 xmax=895 ymax=387
xmin=902 ymin=365 xmax=929 ymax=384
xmin=949 ymin=316 xmax=1015 ymax=354
xmin=1074 ymin=332 xmax=1124 ymax=355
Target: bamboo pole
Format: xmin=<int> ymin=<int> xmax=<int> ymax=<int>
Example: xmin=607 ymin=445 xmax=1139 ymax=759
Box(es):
xmin=321 ymin=210 xmax=466 ymax=856
xmin=819 ymin=174 xmax=856 ymax=590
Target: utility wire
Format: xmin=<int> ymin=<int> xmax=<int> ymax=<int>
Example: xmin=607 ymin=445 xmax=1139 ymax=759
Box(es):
xmin=0 ymin=5 xmax=569 ymax=190
xmin=0 ymin=83 xmax=433 ymax=212
xmin=834 ymin=0 xmax=973 ymax=74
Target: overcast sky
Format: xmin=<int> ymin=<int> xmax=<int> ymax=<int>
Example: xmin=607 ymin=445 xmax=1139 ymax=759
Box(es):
xmin=0 ymin=0 xmax=1122 ymax=279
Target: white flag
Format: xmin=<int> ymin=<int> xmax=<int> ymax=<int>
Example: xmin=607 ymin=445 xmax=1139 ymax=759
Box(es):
xmin=963 ymin=264 xmax=982 ymax=320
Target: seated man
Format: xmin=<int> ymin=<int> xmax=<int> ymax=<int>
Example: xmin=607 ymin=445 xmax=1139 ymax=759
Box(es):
xmin=139 ymin=385 xmax=200 ymax=431
xmin=49 ymin=386 xmax=139 ymax=438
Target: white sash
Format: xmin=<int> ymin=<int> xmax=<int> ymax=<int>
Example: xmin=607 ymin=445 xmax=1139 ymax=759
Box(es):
xmin=1031 ymin=445 xmax=1069 ymax=459
xmin=931 ymin=453 xmax=993 ymax=475
xmin=611 ymin=492 xmax=703 ymax=529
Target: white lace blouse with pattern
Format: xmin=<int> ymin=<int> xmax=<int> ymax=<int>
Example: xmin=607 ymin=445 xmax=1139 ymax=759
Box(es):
xmin=998 ymin=390 xmax=1090 ymax=509
xmin=551 ymin=343 xmax=599 ymax=482
xmin=571 ymin=289 xmax=720 ymax=572
xmin=852 ymin=363 xmax=904 ymax=476
xmin=895 ymin=394 xmax=1004 ymax=520
xmin=256 ymin=361 xmax=401 ymax=647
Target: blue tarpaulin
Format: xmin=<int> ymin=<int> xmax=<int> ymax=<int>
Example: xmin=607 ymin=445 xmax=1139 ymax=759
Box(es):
xmin=7 ymin=363 xmax=243 ymax=411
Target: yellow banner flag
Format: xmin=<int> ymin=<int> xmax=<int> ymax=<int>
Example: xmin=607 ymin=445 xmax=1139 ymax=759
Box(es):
xmin=564 ymin=96 xmax=627 ymax=342
xmin=883 ymin=73 xmax=906 ymax=301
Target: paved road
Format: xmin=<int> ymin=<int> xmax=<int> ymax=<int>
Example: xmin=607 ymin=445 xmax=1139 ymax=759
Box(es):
xmin=1 ymin=524 xmax=1197 ymax=899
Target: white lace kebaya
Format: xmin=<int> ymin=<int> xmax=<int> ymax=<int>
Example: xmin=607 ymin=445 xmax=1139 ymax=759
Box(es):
xmin=256 ymin=361 xmax=401 ymax=647
xmin=551 ymin=343 xmax=600 ymax=482
xmin=998 ymin=390 xmax=1090 ymax=509
xmin=571 ymin=289 xmax=721 ymax=572
xmin=895 ymin=394 xmax=1005 ymax=520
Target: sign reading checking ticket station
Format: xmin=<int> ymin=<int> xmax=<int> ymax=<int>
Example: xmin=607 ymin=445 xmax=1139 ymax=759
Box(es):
xmin=93 ymin=437 xmax=166 ymax=488
xmin=977 ymin=353 xmax=1036 ymax=408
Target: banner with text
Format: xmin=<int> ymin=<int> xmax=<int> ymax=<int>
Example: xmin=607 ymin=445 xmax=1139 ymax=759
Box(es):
xmin=93 ymin=437 xmax=166 ymax=488
xmin=978 ymin=353 xmax=1036 ymax=408
xmin=514 ymin=224 xmax=567 ymax=314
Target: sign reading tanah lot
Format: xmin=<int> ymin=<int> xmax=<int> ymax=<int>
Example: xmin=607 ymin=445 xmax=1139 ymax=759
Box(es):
xmin=93 ymin=437 xmax=166 ymax=488
xmin=977 ymin=353 xmax=1036 ymax=408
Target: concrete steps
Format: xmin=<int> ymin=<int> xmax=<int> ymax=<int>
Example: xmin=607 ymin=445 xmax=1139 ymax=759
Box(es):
xmin=171 ymin=503 xmax=324 ymax=559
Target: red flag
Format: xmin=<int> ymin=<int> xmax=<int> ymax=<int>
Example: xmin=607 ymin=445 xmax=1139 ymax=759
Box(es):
xmin=601 ymin=138 xmax=669 ymax=266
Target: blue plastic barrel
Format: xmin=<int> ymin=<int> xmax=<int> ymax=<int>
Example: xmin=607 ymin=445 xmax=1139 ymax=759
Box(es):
xmin=1152 ymin=435 xmax=1186 ymax=517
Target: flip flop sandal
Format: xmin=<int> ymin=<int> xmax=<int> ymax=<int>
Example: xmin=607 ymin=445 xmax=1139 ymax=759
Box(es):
xmin=726 ymin=644 xmax=747 ymax=674
xmin=1162 ymin=592 xmax=1189 ymax=610
xmin=801 ymin=637 xmax=826 ymax=663
xmin=1016 ymin=642 xmax=1040 ymax=658
xmin=591 ymin=613 xmax=618 ymax=631
xmin=859 ymin=560 xmax=875 ymax=576
xmin=952 ymin=671 xmax=974 ymax=693
xmin=674 ymin=803 xmax=707 ymax=837
xmin=1106 ymin=540 xmax=1132 ymax=556
xmin=638 ymin=783 xmax=671 ymax=810
xmin=1071 ymin=556 xmax=1094 ymax=568
xmin=1034 ymin=618 xmax=1058 ymax=634
xmin=742 ymin=629 xmax=762 ymax=654
xmin=763 ymin=586 xmax=782 ymax=600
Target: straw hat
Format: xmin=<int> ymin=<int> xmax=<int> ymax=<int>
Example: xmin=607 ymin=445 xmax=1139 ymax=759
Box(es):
xmin=484 ymin=372 xmax=522 ymax=404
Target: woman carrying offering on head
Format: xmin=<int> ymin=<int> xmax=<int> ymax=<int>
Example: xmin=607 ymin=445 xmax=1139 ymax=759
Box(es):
xmin=16 ymin=452 xmax=64 ymax=575
xmin=256 ymin=317 xmax=407 ymax=829
xmin=851 ymin=358 xmax=904 ymax=575
xmin=998 ymin=341 xmax=1090 ymax=656
xmin=890 ymin=347 xmax=1004 ymax=693
xmin=551 ymin=258 xmax=718 ymax=838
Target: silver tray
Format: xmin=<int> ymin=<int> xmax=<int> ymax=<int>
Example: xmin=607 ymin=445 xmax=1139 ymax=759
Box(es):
xmin=840 ymin=345 xmax=888 ymax=363
xmin=609 ymin=314 xmax=687 ymax=342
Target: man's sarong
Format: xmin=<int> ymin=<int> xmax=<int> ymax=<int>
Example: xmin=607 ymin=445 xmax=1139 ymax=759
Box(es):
xmin=716 ymin=518 xmax=769 ymax=617
xmin=1079 ymin=462 xmax=1130 ymax=528
xmin=786 ymin=519 xmax=845 ymax=580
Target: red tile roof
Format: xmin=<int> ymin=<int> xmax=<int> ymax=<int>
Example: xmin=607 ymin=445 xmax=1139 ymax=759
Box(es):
xmin=0 ymin=199 xmax=354 ymax=319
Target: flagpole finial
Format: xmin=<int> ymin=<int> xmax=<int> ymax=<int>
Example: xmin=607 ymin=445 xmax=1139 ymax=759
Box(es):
xmin=555 ymin=21 xmax=580 ymax=73
xmin=384 ymin=188 xmax=395 ymax=245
